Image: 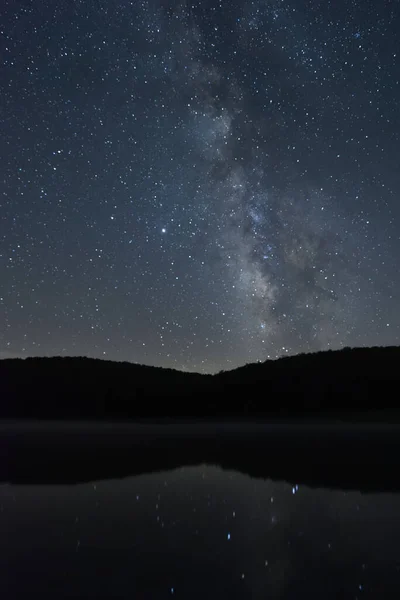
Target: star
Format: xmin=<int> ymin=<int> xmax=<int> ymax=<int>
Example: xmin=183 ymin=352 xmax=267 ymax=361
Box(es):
xmin=1 ymin=0 xmax=398 ymax=371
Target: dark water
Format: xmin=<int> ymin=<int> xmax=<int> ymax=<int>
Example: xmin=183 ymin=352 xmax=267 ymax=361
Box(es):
xmin=3 ymin=422 xmax=400 ymax=597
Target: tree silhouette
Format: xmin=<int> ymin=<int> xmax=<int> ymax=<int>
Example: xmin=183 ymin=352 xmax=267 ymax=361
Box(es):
xmin=0 ymin=346 xmax=399 ymax=421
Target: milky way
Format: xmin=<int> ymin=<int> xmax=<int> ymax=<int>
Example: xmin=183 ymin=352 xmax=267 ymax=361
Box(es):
xmin=1 ymin=1 xmax=399 ymax=371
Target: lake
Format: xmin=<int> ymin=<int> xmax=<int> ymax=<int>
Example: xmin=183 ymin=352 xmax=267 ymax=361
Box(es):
xmin=3 ymin=421 xmax=400 ymax=597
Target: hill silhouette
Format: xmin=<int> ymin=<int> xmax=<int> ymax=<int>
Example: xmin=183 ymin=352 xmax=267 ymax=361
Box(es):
xmin=1 ymin=346 xmax=400 ymax=420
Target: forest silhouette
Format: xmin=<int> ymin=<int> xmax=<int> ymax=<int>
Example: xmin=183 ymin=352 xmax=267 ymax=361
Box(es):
xmin=1 ymin=346 xmax=400 ymax=421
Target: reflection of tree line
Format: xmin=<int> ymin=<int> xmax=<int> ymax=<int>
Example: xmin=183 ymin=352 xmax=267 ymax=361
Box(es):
xmin=1 ymin=346 xmax=399 ymax=420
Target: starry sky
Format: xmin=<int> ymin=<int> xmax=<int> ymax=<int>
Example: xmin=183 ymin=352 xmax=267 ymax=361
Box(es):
xmin=1 ymin=0 xmax=400 ymax=372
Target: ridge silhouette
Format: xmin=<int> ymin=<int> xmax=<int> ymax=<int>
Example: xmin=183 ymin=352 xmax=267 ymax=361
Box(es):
xmin=1 ymin=346 xmax=399 ymax=420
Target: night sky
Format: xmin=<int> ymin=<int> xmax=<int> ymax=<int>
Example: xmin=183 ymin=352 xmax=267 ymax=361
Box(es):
xmin=1 ymin=1 xmax=400 ymax=373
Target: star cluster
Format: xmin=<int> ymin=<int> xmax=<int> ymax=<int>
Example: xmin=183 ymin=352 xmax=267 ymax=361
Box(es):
xmin=1 ymin=0 xmax=399 ymax=371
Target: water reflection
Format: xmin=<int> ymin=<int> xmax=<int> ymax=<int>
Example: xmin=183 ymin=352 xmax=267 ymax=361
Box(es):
xmin=3 ymin=465 xmax=400 ymax=598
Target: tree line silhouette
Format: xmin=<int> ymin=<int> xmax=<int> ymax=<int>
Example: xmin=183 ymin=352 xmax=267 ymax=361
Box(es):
xmin=1 ymin=346 xmax=400 ymax=420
